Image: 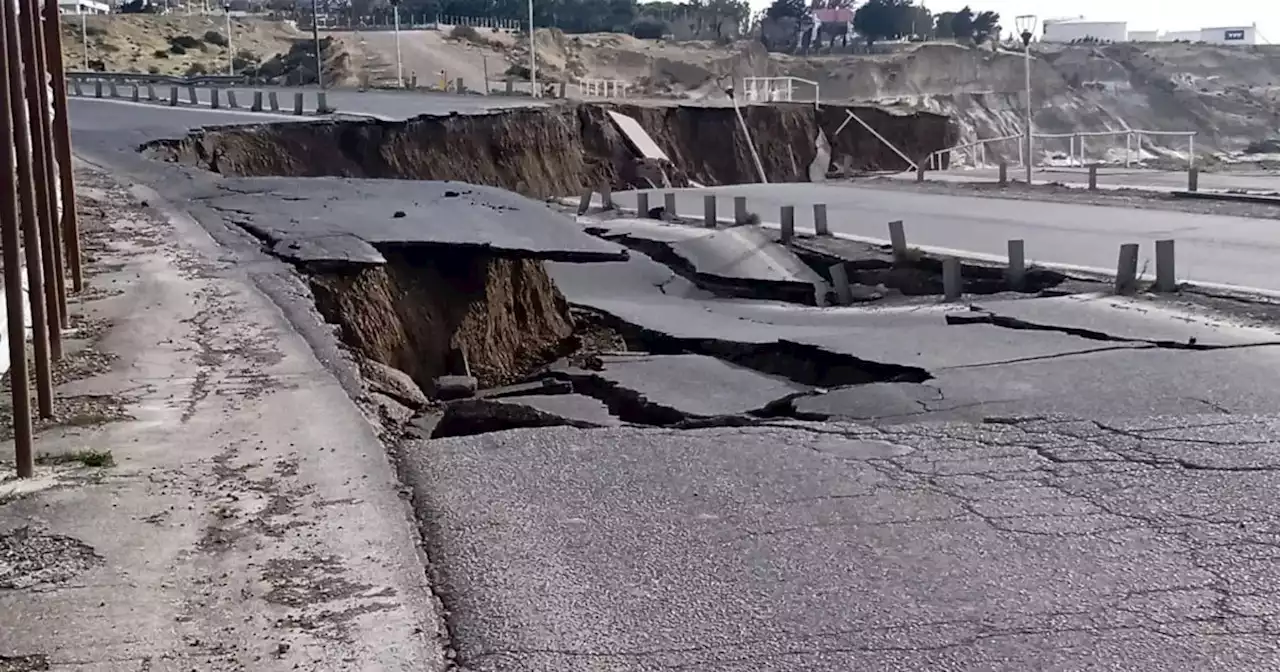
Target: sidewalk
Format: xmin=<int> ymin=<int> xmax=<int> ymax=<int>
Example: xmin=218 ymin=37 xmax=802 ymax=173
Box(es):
xmin=0 ymin=164 xmax=447 ymax=670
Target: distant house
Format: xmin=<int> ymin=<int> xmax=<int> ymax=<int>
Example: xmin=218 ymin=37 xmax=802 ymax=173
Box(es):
xmin=58 ymin=0 xmax=111 ymax=13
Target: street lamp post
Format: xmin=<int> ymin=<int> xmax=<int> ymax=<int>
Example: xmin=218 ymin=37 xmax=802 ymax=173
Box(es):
xmin=80 ymin=10 xmax=87 ymax=70
xmin=311 ymin=0 xmax=323 ymax=88
xmin=391 ymin=0 xmax=402 ymax=86
xmin=1016 ymin=14 xmax=1036 ymax=185
xmin=528 ymin=0 xmax=536 ymax=96
xmin=224 ymin=3 xmax=233 ymax=76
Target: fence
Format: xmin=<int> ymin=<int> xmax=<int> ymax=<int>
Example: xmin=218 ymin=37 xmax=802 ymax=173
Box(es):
xmin=743 ymin=76 xmax=820 ymax=108
xmin=1 ymin=0 xmax=86 ymax=479
xmin=577 ymin=78 xmax=628 ymax=99
xmin=927 ymin=128 xmax=1198 ymax=172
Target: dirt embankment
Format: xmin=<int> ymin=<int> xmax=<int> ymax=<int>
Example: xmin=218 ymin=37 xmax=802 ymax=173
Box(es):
xmin=151 ymin=102 xmax=954 ymax=194
xmin=310 ymin=249 xmax=574 ymax=392
xmin=63 ymin=14 xmax=300 ymax=77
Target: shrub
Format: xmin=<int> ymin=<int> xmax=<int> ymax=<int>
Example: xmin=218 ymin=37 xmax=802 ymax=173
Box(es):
xmin=84 ymin=25 xmax=107 ymax=37
xmin=184 ymin=61 xmax=208 ymax=76
xmin=153 ymin=48 xmax=169 ymax=58
xmin=148 ymin=65 xmax=161 ymax=74
xmin=169 ymin=34 xmax=201 ymax=49
xmin=169 ymin=44 xmax=186 ymax=55
xmin=450 ymin=25 xmax=479 ymax=41
xmin=203 ymin=30 xmax=228 ymax=46
xmin=632 ymin=17 xmax=668 ymax=39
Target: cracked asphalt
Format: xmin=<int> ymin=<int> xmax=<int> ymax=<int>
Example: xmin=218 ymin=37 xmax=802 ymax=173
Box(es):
xmin=67 ymin=95 xmax=1280 ymax=671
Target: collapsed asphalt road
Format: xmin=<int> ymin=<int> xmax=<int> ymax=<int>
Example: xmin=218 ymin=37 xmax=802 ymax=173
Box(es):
xmin=67 ymin=96 xmax=1280 ymax=670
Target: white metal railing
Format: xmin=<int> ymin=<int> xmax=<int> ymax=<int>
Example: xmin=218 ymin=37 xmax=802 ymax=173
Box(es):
xmin=927 ymin=128 xmax=1197 ymax=172
xmin=577 ymin=78 xmax=628 ymax=99
xmin=743 ymin=76 xmax=820 ymax=109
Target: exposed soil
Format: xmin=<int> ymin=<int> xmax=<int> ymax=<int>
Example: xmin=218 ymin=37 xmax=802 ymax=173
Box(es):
xmin=308 ymin=247 xmax=574 ymax=393
xmin=147 ymin=101 xmax=956 ymax=194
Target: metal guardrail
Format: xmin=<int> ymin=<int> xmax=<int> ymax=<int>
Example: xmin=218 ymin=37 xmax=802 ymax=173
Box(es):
xmin=927 ymin=128 xmax=1198 ymax=172
xmin=65 ymin=72 xmax=336 ymax=116
xmin=65 ymin=70 xmax=252 ymax=86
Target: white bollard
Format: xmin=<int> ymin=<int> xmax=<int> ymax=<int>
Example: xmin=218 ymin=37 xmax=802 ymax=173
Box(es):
xmin=130 ymin=83 xmax=139 ymax=102
xmin=664 ymin=192 xmax=677 ymax=218
xmin=733 ymin=196 xmax=747 ymax=224
xmin=94 ymin=79 xmax=103 ymax=97
xmin=1154 ymin=239 xmax=1176 ymax=293
xmin=942 ymin=257 xmax=962 ymax=301
xmin=72 ymin=78 xmax=83 ymax=96
xmin=888 ymin=220 xmax=907 ymax=260
xmin=829 ymin=263 xmax=853 ymax=306
xmin=1115 ymin=243 xmax=1139 ymax=295
xmin=1006 ymin=239 xmax=1026 ymax=290
xmin=703 ymin=195 xmax=716 ymax=228
xmin=780 ymin=206 xmax=795 ymax=242
xmin=147 ymin=83 xmax=156 ymax=101
xmin=226 ymin=90 xmax=238 ymax=108
xmin=813 ymin=203 xmax=829 ymax=236
xmin=107 ymin=80 xmax=118 ymax=97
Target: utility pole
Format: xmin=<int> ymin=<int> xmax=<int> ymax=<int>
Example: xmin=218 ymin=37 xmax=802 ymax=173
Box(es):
xmin=80 ymin=11 xmax=87 ymax=70
xmin=312 ymin=0 xmax=323 ymax=88
xmin=527 ymin=0 xmax=536 ymax=96
xmin=391 ymin=0 xmax=402 ymax=86
xmin=1016 ymin=15 xmax=1036 ymax=186
xmin=224 ymin=3 xmax=233 ymax=75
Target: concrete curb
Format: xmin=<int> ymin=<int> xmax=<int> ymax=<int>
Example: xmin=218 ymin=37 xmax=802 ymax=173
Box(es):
xmin=1170 ymin=190 xmax=1280 ymax=205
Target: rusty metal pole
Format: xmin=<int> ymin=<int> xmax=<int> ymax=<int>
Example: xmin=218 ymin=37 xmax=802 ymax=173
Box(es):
xmin=42 ymin=0 xmax=80 ymax=294
xmin=23 ymin=0 xmax=64 ymax=330
xmin=0 ymin=0 xmax=35 ymax=478
xmin=16 ymin=0 xmax=62 ymax=355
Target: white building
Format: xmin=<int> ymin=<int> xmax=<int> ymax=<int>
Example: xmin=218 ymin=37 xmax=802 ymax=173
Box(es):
xmin=1161 ymin=30 xmax=1202 ymax=42
xmin=58 ymin=0 xmax=110 ymax=13
xmin=1042 ymin=18 xmax=1128 ymax=43
xmin=1198 ymin=24 xmax=1258 ymax=44
xmin=1127 ymin=29 xmax=1159 ymax=42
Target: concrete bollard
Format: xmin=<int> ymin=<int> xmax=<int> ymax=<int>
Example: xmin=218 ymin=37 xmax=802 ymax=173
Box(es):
xmin=108 ymin=80 xmax=118 ymax=97
xmin=505 ymin=79 xmax=514 ymax=95
xmin=942 ymin=257 xmax=963 ymax=301
xmin=251 ymin=91 xmax=263 ymax=112
xmin=209 ymin=88 xmax=220 ymax=109
xmin=1154 ymin=239 xmax=1176 ymax=293
xmin=293 ymin=92 xmax=305 ymax=115
xmin=637 ymin=192 xmax=650 ymax=217
xmin=94 ymin=79 xmax=103 ymax=98
xmin=1115 ymin=243 xmax=1140 ymax=295
xmin=576 ymin=190 xmax=592 ymax=216
xmin=916 ymin=163 xmax=926 ymax=183
xmin=187 ymin=86 xmax=198 ymax=105
xmin=1006 ymin=239 xmax=1026 ymax=290
xmin=130 ymin=83 xmax=139 ymax=102
xmin=998 ymin=161 xmax=1008 ymax=186
xmin=410 ymin=73 xmax=418 ymax=89
xmin=268 ymin=91 xmax=280 ymax=112
xmin=169 ymin=86 xmax=179 ymax=106
xmin=813 ymin=203 xmax=829 ymax=236
xmin=147 ymin=83 xmax=156 ymax=101
xmin=599 ymin=184 xmax=614 ymax=210
xmin=733 ymin=196 xmax=747 ymax=224
xmin=455 ymin=77 xmax=464 ymax=93
xmin=317 ymin=92 xmax=331 ymax=113
xmin=1188 ymin=166 xmax=1199 ymax=192
xmin=703 ymin=195 xmax=716 ymax=228
xmin=888 ymin=220 xmax=907 ymax=260
xmin=72 ymin=78 xmax=83 ymax=96
xmin=829 ymin=262 xmax=853 ymax=306
xmin=780 ymin=205 xmax=795 ymax=243
xmin=226 ymin=90 xmax=238 ymax=108
xmin=664 ymin=192 xmax=677 ymax=218
xmin=1087 ymin=164 xmax=1098 ymax=191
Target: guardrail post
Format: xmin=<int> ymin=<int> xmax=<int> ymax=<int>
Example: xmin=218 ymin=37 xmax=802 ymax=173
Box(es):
xmin=209 ymin=87 xmax=220 ymax=109
xmin=108 ymin=80 xmax=119 ymax=97
xmin=1087 ymin=164 xmax=1098 ymax=191
xmin=187 ymin=86 xmax=198 ymax=105
xmin=505 ymin=78 xmax=514 ymax=95
xmin=703 ymin=195 xmax=716 ymax=228
xmin=1006 ymin=239 xmax=1025 ymax=290
xmin=226 ymin=90 xmax=238 ymax=108
xmin=147 ymin=83 xmax=156 ymax=101
xmin=916 ymin=161 xmax=926 ymax=183
xmin=636 ymin=192 xmax=649 ymax=217
xmin=169 ymin=86 xmax=179 ymax=106
xmin=733 ymin=196 xmax=747 ymax=224
xmin=998 ymin=161 xmax=1008 ymax=186
xmin=72 ymin=78 xmax=82 ymax=96
xmin=293 ymin=92 xmax=304 ymax=115
xmin=599 ymin=184 xmax=614 ymax=210
xmin=813 ymin=203 xmax=829 ymax=236
xmin=888 ymin=220 xmax=907 ymax=260
xmin=1154 ymin=239 xmax=1176 ymax=293
xmin=663 ymin=192 xmax=677 ymax=218
xmin=268 ymin=91 xmax=280 ymax=111
xmin=780 ymin=205 xmax=795 ymax=242
xmin=251 ymin=91 xmax=263 ymax=111
xmin=829 ymin=262 xmax=853 ymax=306
xmin=1188 ymin=166 xmax=1199 ymax=192
xmin=316 ymin=91 xmax=331 ymax=113
xmin=94 ymin=79 xmax=102 ymax=97
xmin=558 ymin=81 xmax=567 ymax=98
xmin=576 ymin=190 xmax=592 ymax=216
xmin=942 ymin=257 xmax=962 ymax=301
xmin=1115 ymin=243 xmax=1139 ymax=295
xmin=455 ymin=76 xmax=464 ymax=93
xmin=130 ymin=83 xmax=139 ymax=102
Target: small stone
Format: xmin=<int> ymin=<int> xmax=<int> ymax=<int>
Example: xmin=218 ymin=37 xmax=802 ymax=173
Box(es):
xmin=392 ymin=210 xmax=406 ymax=218
xmin=276 ymin=642 xmax=290 ymax=655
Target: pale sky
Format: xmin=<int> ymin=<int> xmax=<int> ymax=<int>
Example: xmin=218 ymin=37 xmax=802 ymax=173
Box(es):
xmin=745 ymin=0 xmax=1279 ymax=41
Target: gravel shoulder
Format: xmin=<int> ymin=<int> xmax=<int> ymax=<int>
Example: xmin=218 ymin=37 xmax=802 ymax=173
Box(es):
xmin=0 ymin=162 xmax=448 ymax=671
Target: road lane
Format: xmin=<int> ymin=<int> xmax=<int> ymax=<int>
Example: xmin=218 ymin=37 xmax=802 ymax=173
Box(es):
xmin=634 ymin=183 xmax=1280 ymax=292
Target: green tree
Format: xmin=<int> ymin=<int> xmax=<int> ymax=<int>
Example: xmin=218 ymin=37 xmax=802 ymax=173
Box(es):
xmin=933 ymin=10 xmax=956 ymax=38
xmin=950 ymin=5 xmax=974 ymax=40
xmin=852 ymin=0 xmax=914 ymax=46
xmin=972 ymin=10 xmax=1000 ymax=44
xmin=765 ymin=0 xmax=805 ymax=21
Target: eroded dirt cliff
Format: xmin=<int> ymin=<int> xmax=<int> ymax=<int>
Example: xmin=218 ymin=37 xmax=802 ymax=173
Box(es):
xmin=148 ymin=102 xmax=955 ymax=196
xmin=309 ymin=248 xmax=574 ymax=392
